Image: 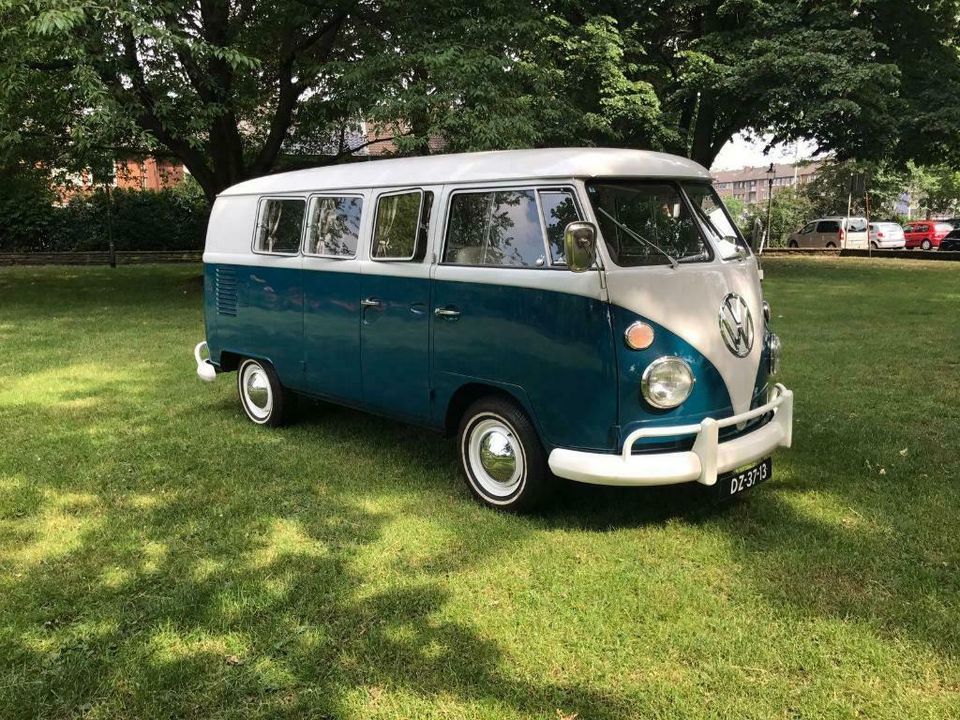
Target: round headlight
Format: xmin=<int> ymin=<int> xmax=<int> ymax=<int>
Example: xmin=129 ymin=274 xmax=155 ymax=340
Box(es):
xmin=768 ymin=333 xmax=782 ymax=375
xmin=641 ymin=356 xmax=695 ymax=409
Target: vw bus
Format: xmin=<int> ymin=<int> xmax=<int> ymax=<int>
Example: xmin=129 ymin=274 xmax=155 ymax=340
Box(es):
xmin=194 ymin=148 xmax=793 ymax=511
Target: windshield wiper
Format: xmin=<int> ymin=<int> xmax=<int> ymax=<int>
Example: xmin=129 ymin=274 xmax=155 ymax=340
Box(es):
xmin=596 ymin=207 xmax=678 ymax=269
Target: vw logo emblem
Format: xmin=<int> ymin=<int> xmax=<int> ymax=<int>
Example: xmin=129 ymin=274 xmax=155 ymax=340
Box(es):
xmin=718 ymin=293 xmax=755 ymax=358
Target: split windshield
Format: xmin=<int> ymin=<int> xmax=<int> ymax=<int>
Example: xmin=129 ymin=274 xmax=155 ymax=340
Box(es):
xmin=585 ymin=180 xmax=749 ymax=267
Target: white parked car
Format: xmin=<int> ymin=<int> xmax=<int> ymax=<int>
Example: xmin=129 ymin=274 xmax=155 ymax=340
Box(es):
xmin=868 ymin=222 xmax=906 ymax=249
xmin=788 ymin=216 xmax=869 ymax=249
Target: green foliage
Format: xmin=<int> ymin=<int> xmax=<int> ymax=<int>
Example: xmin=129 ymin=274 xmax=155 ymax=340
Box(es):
xmin=904 ymin=163 xmax=960 ymax=217
xmin=0 ymin=165 xmax=59 ymax=250
xmin=0 ymin=169 xmax=208 ymax=252
xmin=3 ymin=0 xmax=960 ymax=199
xmin=741 ymin=187 xmax=813 ymax=247
xmin=53 ymin=187 xmax=209 ymax=253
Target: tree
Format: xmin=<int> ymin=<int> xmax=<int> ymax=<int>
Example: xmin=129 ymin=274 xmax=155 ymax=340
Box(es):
xmin=536 ymin=1 xmax=903 ymax=168
xmin=742 ymin=187 xmax=813 ymax=247
xmin=5 ymin=0 xmax=960 ymax=202
xmin=0 ymin=0 xmax=544 ymax=201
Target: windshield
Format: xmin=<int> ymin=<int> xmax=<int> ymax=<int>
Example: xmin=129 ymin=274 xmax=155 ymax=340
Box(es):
xmin=586 ymin=181 xmax=711 ymax=266
xmin=585 ymin=180 xmax=748 ymax=267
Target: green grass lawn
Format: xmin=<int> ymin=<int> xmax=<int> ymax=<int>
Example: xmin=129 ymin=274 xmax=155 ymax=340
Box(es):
xmin=0 ymin=256 xmax=958 ymax=719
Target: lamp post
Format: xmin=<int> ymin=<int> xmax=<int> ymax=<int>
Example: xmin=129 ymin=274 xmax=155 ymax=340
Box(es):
xmin=764 ymin=162 xmax=775 ymax=251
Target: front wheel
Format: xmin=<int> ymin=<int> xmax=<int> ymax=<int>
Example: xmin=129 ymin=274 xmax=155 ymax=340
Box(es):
xmin=237 ymin=358 xmax=289 ymax=427
xmin=787 ymin=240 xmax=799 ymax=248
xmin=921 ymin=239 xmax=932 ymax=250
xmin=825 ymin=241 xmax=837 ymax=248
xmin=458 ymin=396 xmax=550 ymax=511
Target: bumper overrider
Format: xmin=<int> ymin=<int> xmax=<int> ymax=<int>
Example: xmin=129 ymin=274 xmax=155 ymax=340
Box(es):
xmin=548 ymin=383 xmax=793 ymax=487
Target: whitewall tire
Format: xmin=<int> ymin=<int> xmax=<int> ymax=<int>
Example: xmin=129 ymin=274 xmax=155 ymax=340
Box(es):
xmin=458 ymin=396 xmax=550 ymax=511
xmin=237 ymin=358 xmax=288 ymax=427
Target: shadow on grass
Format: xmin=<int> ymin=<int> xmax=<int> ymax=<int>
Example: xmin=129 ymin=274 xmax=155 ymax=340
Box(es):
xmin=0 ymin=388 xmax=640 ymax=718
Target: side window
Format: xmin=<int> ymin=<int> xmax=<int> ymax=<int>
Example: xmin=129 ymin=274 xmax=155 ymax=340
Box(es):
xmin=903 ymin=224 xmax=914 ymax=233
xmin=801 ymin=223 xmax=816 ymax=234
xmin=372 ymin=190 xmax=432 ymax=261
xmin=255 ymin=198 xmax=305 ymax=254
xmin=444 ymin=190 xmax=546 ymax=267
xmin=539 ymin=190 xmax=581 ymax=264
xmin=305 ymin=196 xmax=363 ymax=258
xmin=816 ymin=220 xmax=840 ymax=233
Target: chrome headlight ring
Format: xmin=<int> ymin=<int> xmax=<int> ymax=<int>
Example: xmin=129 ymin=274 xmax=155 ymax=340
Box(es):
xmin=641 ymin=356 xmax=695 ymax=409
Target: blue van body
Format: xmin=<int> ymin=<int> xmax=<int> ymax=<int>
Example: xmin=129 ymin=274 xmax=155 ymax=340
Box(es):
xmin=196 ymin=148 xmax=793 ymax=492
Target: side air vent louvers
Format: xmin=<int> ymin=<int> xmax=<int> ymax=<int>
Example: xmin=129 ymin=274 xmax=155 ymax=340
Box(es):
xmin=215 ymin=267 xmax=238 ymax=316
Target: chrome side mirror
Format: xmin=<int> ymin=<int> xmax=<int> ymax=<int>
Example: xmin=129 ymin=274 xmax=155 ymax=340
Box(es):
xmin=563 ymin=221 xmax=598 ymax=273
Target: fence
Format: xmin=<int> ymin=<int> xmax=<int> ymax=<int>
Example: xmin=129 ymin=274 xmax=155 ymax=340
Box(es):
xmin=0 ymin=251 xmax=202 ymax=266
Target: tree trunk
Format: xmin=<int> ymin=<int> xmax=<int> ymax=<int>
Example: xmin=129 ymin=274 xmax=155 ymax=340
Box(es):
xmin=690 ymin=91 xmax=717 ymax=168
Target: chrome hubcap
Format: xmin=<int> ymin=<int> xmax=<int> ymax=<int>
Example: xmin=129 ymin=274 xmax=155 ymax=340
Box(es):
xmin=467 ymin=417 xmax=524 ymax=497
xmin=479 ymin=429 xmax=517 ymax=482
xmin=242 ymin=364 xmax=272 ymax=420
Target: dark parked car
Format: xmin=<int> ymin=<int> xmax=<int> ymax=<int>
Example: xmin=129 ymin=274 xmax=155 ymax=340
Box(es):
xmin=939 ymin=229 xmax=960 ymax=251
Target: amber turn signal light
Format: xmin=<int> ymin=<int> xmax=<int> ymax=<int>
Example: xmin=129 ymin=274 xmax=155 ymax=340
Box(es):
xmin=624 ymin=321 xmax=655 ymax=350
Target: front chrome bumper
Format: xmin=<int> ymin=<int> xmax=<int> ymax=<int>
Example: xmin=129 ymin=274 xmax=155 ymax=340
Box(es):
xmin=548 ymin=383 xmax=794 ymax=487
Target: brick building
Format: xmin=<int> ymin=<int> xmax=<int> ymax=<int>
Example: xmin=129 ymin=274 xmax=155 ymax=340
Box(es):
xmin=712 ymin=161 xmax=822 ymax=204
xmin=114 ymin=156 xmax=184 ymax=190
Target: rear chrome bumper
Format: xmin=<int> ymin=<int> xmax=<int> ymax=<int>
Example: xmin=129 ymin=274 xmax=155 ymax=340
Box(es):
xmin=194 ymin=341 xmax=217 ymax=382
xmin=548 ymin=384 xmax=794 ymax=487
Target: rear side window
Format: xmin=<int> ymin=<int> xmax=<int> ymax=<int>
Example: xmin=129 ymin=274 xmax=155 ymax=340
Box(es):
xmin=305 ymin=196 xmax=363 ymax=258
xmin=444 ymin=190 xmax=546 ymax=267
xmin=255 ymin=198 xmax=305 ymax=254
xmin=372 ymin=190 xmax=432 ymax=261
xmin=816 ymin=220 xmax=840 ymax=233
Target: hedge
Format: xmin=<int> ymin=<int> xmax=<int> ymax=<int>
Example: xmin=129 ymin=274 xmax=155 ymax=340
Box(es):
xmin=0 ymin=168 xmax=210 ymax=252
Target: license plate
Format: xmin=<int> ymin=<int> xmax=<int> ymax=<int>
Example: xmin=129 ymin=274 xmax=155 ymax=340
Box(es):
xmin=720 ymin=458 xmax=772 ymax=498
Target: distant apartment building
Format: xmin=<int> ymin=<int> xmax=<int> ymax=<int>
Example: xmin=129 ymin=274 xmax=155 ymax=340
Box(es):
xmin=712 ymin=161 xmax=823 ymax=204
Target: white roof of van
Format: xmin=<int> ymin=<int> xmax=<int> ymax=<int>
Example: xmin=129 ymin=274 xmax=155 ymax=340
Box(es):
xmin=219 ymin=147 xmax=711 ymax=197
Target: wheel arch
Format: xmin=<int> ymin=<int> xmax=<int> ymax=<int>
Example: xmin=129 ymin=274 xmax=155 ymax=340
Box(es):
xmin=442 ymin=381 xmax=546 ymax=444
xmin=219 ymin=349 xmax=280 ymax=374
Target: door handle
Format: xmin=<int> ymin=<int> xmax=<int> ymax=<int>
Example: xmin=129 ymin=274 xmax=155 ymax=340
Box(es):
xmin=434 ymin=307 xmax=461 ymax=320
xmin=361 ymin=297 xmax=382 ymax=309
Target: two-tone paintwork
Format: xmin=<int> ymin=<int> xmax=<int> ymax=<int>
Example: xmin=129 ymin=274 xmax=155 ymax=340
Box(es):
xmin=202 ymin=148 xmax=772 ymax=457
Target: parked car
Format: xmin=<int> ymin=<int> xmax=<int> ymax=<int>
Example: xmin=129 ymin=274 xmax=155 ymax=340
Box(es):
xmin=192 ymin=148 xmax=793 ymax=511
xmin=939 ymin=229 xmax=960 ymax=251
xmin=867 ymin=222 xmax=906 ymax=249
xmin=787 ymin=216 xmax=869 ymax=249
xmin=902 ymin=220 xmax=952 ymax=250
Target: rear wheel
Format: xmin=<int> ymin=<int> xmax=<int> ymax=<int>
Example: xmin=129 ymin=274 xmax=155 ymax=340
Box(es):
xmin=921 ymin=239 xmax=932 ymax=250
xmin=237 ymin=358 xmax=289 ymax=427
xmin=458 ymin=396 xmax=550 ymax=511
xmin=870 ymin=241 xmax=878 ymax=249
